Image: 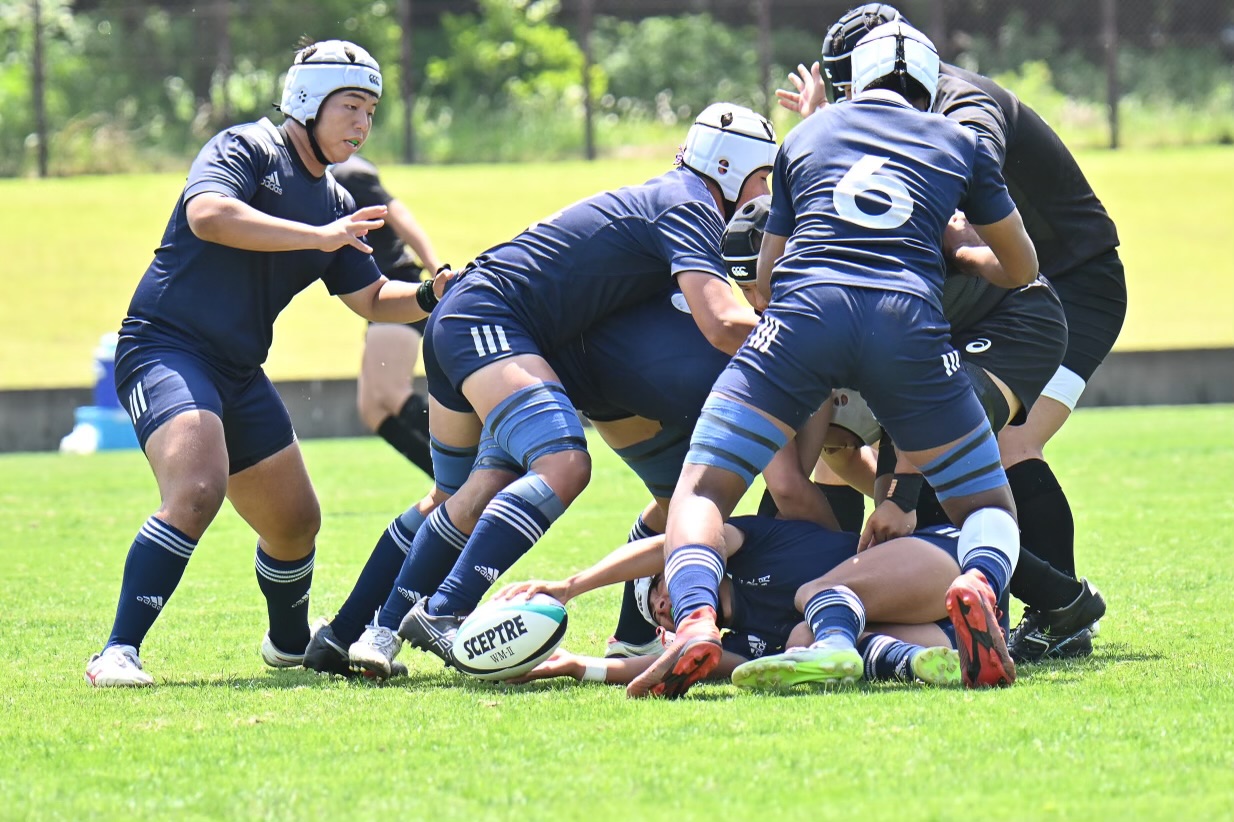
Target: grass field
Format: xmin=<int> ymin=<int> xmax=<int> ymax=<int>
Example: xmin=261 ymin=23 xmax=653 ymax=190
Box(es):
xmin=1 ymin=404 xmax=1231 ymax=820
xmin=2 ymin=146 xmax=1231 ymax=389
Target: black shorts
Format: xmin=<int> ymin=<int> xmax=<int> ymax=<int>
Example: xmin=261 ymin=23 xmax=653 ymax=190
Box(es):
xmin=952 ymin=277 xmax=1068 ymax=422
xmin=1050 ymin=249 xmax=1127 ymax=382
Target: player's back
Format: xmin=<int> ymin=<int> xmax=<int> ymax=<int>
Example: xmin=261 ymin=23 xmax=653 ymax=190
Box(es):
xmin=769 ymin=92 xmax=1009 ymax=312
xmin=458 ymin=167 xmax=726 ymax=349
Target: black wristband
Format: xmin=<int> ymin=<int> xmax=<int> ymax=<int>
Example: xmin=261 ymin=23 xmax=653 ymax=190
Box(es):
xmin=886 ymin=473 xmax=924 ymax=514
xmin=416 ymin=278 xmax=438 ymax=312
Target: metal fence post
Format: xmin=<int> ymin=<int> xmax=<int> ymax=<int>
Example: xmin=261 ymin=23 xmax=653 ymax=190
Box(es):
xmin=1103 ymin=0 xmax=1120 ymax=149
xmin=32 ymin=0 xmax=48 ymax=177
xmin=400 ymin=0 xmax=417 ymax=164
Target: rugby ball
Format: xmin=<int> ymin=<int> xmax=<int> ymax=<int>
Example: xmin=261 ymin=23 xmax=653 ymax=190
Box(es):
xmin=452 ymin=593 xmax=568 ymax=681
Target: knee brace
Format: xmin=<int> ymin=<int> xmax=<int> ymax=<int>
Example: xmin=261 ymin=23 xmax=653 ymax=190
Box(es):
xmin=488 ymin=382 xmax=587 ymax=470
xmin=686 ymin=394 xmax=789 ymax=487
xmin=430 ymin=437 xmax=479 ymax=496
xmin=918 ymin=425 xmax=1007 ymax=503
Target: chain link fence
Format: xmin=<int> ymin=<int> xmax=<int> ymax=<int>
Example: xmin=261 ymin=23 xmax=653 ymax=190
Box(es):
xmin=7 ymin=0 xmax=1233 ymax=176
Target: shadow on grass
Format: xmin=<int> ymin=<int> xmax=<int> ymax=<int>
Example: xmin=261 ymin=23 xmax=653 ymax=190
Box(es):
xmin=158 ymin=669 xmax=446 ymax=690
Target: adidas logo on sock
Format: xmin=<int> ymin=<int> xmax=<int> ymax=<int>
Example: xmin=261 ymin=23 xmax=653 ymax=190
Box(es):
xmin=474 ymin=565 xmax=499 ymax=583
xmin=261 ymin=171 xmax=283 ymax=195
xmin=397 ymin=587 xmax=421 ymax=603
xmin=136 ymin=595 xmax=164 ymax=611
xmin=291 ymin=591 xmax=311 ymax=609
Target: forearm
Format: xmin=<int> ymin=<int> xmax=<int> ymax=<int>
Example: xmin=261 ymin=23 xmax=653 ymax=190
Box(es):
xmin=562 ymin=536 xmax=667 ymax=600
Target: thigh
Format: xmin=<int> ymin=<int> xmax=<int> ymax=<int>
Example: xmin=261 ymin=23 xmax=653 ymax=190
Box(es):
xmin=114 ymin=339 xmax=226 ymax=450
xmin=361 ymin=323 xmax=422 ymax=388
xmin=227 ymin=439 xmax=320 ymax=554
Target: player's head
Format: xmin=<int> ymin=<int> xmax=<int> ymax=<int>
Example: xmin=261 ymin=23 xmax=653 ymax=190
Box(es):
xmin=721 ymin=194 xmax=772 ymax=311
xmin=821 ymin=4 xmax=905 ymax=103
xmin=850 ymin=22 xmax=940 ymax=109
xmin=634 ymin=573 xmax=673 ymax=630
xmin=678 ymin=103 xmax=777 ymax=218
xmin=280 ymin=39 xmax=382 ymax=162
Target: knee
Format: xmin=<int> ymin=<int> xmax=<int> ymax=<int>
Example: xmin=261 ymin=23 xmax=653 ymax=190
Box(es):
xmin=164 ymin=477 xmax=227 ymax=532
xmin=533 ymin=449 xmax=591 ymax=505
xmin=794 ymin=579 xmax=824 ymax=613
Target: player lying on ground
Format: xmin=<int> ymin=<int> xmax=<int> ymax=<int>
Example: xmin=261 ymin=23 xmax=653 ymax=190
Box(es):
xmin=495 ymin=515 xmax=992 ymax=690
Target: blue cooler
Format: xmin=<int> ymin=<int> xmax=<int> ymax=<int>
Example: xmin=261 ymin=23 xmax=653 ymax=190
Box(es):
xmin=92 ymin=333 xmax=122 ymax=409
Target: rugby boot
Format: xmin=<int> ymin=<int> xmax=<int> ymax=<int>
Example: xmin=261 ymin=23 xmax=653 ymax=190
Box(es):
xmin=399 ymin=598 xmax=463 ymax=667
xmin=605 ymin=629 xmax=673 ymax=659
xmin=945 ymin=570 xmax=1017 ymax=688
xmin=908 ymin=645 xmax=962 ymax=687
xmin=261 ymin=632 xmax=306 ymax=669
xmin=85 ymin=644 xmax=154 ymax=688
xmin=1009 ymin=578 xmax=1105 ymax=663
xmin=626 ymin=606 xmax=722 ymax=699
xmin=731 ymin=636 xmax=862 ymax=691
xmin=303 ymin=619 xmax=409 ymax=679
xmin=348 ymin=625 xmax=403 ymax=680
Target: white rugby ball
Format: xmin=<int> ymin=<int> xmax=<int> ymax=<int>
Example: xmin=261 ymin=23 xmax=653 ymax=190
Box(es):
xmin=452 ymin=593 xmax=568 ymax=681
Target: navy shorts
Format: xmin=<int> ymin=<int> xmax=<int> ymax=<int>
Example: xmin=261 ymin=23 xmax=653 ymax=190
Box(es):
xmin=1051 ymin=249 xmax=1127 ymax=381
xmin=720 ymin=284 xmax=989 ymax=452
xmin=953 ymin=277 xmax=1068 ymax=422
xmin=113 ymin=336 xmax=295 ymax=474
xmin=423 ymin=277 xmax=542 ymax=413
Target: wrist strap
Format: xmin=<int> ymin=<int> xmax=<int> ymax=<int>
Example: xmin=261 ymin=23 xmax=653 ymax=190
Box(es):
xmin=416 ymin=278 xmax=438 ymax=312
xmin=887 ymin=473 xmax=924 ymax=513
xmin=582 ymin=662 xmax=607 ymax=683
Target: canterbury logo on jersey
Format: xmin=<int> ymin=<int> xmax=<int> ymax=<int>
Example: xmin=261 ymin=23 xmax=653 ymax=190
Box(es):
xmin=127 ymin=382 xmax=148 ymax=424
xmin=748 ymin=316 xmax=783 ymax=354
xmin=261 ymin=171 xmax=283 ymax=195
xmin=470 ymin=325 xmax=511 ymax=357
xmin=942 ymin=350 xmax=962 ymax=377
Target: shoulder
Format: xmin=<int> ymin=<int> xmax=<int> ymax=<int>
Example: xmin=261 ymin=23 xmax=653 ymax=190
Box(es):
xmin=331 ymin=154 xmax=379 ymax=184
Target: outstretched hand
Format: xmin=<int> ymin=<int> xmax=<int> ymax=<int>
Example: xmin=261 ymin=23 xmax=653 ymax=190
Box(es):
xmin=775 ymin=62 xmax=828 ymax=118
xmin=319 ymin=204 xmax=387 ymax=253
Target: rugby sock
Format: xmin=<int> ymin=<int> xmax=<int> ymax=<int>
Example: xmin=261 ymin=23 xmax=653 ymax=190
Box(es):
xmin=377 ymin=506 xmax=467 ymax=629
xmin=1006 ymin=459 xmax=1076 ymax=577
xmin=665 ymin=544 xmax=724 ymax=625
xmin=255 ymin=546 xmax=315 ymax=654
xmin=429 ymin=474 xmax=562 ymax=616
xmin=106 ymin=516 xmax=197 ymax=651
xmin=377 ymin=394 xmax=434 ymax=477
xmin=803 ymin=586 xmax=865 ymax=646
xmin=611 ymin=515 xmax=664 ymax=648
xmin=857 ymin=634 xmax=919 ymax=683
xmin=958 ymin=508 xmax=1019 ymax=599
xmin=1010 ymin=548 xmax=1083 ymax=612
xmin=757 ymin=484 xmax=865 ymax=532
xmin=332 ymin=507 xmax=427 ymax=645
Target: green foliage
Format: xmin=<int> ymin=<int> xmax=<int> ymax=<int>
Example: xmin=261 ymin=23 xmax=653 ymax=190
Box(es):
xmin=1 ymin=407 xmax=1233 ymax=817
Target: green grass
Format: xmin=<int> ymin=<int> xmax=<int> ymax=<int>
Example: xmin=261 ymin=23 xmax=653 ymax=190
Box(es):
xmin=1 ymin=405 xmax=1232 ymax=819
xmin=1 ymin=146 xmax=1231 ymax=390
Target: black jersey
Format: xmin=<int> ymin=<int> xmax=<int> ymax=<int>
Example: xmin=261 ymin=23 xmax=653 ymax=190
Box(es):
xmin=330 ymin=154 xmax=418 ymax=275
xmin=935 ymin=65 xmax=1120 ymax=279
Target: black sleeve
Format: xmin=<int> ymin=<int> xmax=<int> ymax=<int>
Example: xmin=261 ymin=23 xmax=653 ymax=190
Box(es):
xmin=935 ymin=68 xmax=1010 ymax=168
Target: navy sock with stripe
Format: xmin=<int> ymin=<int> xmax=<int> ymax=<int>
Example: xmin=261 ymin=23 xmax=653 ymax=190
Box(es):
xmin=255 ymin=545 xmax=315 ymax=655
xmin=106 ymin=516 xmax=197 ymax=651
xmin=803 ymin=586 xmax=866 ymax=646
xmin=377 ymin=505 xmax=467 ymax=629
xmin=332 ymin=507 xmax=426 ymax=645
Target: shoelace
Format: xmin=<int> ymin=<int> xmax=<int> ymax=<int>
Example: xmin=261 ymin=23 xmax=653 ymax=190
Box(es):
xmin=365 ymin=627 xmax=398 ymax=654
xmin=111 ymin=647 xmax=142 ymax=669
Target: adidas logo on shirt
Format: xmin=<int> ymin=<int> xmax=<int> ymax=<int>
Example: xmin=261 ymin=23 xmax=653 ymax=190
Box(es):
xmin=474 ymin=565 xmax=500 ymax=584
xmin=136 ymin=595 xmax=164 ymax=611
xmin=261 ymin=171 xmax=283 ymax=195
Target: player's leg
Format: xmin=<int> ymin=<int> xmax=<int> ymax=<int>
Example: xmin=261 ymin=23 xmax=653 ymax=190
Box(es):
xmin=424 ymin=354 xmax=591 ymax=621
xmin=358 ymin=321 xmax=433 ymax=476
xmin=88 ymin=350 xmax=229 ymax=687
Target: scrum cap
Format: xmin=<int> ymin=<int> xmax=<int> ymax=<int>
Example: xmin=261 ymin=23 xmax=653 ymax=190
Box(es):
xmin=821 ymin=4 xmax=904 ymax=103
xmin=280 ymin=39 xmax=382 ymax=125
xmin=721 ymin=194 xmax=772 ymax=283
xmin=850 ymin=21 xmax=940 ymax=107
xmin=680 ymin=103 xmax=777 ymax=206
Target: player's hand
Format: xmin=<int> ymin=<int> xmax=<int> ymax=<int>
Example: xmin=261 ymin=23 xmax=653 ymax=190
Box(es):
xmin=430 ymin=263 xmax=455 ymax=300
xmin=775 ymin=62 xmax=827 ymax=118
xmin=503 ymin=649 xmax=582 ymax=683
xmin=858 ymin=500 xmax=917 ymax=552
xmin=943 ymin=211 xmax=983 ymax=261
xmin=493 ymin=579 xmax=571 ymax=604
xmin=318 ymin=204 xmax=387 ymax=253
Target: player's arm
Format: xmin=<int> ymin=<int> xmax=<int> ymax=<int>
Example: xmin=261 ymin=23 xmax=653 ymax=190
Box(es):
xmin=337 ymin=265 xmax=452 ymax=324
xmin=494 ymin=535 xmax=669 ymax=605
xmin=185 ymin=192 xmax=386 ymax=253
xmin=508 ymin=647 xmax=750 ymax=685
xmin=384 ymin=197 xmax=443 ymax=273
xmin=761 ymin=404 xmax=841 ymax=529
xmin=775 ymin=61 xmax=828 ymax=119
xmin=970 ymin=209 xmax=1038 ymax=288
xmin=756 ymin=230 xmax=788 ymax=304
xmin=676 ymin=270 xmax=760 ymax=355
xmin=859 ymin=433 xmax=919 ymax=552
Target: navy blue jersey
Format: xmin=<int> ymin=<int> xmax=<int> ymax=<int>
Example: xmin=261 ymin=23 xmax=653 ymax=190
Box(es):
xmin=767 ymin=92 xmax=1015 ymax=313
xmin=723 ymin=517 xmax=858 ymax=649
xmin=449 ymin=168 xmax=728 ymax=351
xmin=122 ymin=118 xmax=381 ymax=377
